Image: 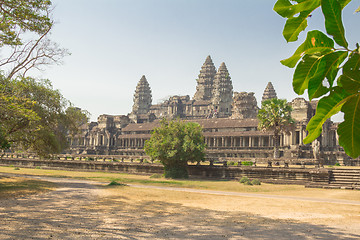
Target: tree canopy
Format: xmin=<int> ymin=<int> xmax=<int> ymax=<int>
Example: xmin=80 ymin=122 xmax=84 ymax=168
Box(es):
xmin=258 ymin=98 xmax=295 ymax=158
xmin=144 ymin=119 xmax=206 ymax=179
xmin=274 ymin=0 xmax=360 ymax=158
xmin=0 ymin=0 xmax=86 ymax=157
xmin=0 ymin=76 xmax=89 ymax=157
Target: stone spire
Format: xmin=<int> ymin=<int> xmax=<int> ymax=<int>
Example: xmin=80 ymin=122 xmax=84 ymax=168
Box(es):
xmin=193 ymin=55 xmax=217 ymax=101
xmin=262 ymin=82 xmax=277 ymax=103
xmin=231 ymin=92 xmax=259 ymax=119
xmin=212 ymin=62 xmax=233 ymax=116
xmin=132 ymin=75 xmax=152 ymax=115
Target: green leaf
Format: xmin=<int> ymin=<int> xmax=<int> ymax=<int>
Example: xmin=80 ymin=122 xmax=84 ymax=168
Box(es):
xmin=325 ymin=51 xmax=348 ymax=84
xmin=308 ymin=58 xmax=329 ymax=99
xmin=321 ymin=0 xmax=348 ymax=48
xmin=274 ymin=0 xmax=295 ymax=18
xmin=304 ymin=87 xmax=350 ymax=144
xmin=283 ymin=11 xmax=310 ymax=42
xmin=308 ymin=51 xmax=348 ymax=99
xmin=274 ymin=0 xmax=320 ymax=18
xmin=356 ymin=5 xmax=360 ymax=13
xmin=339 ymin=53 xmax=360 ymax=93
xmin=281 ymin=30 xmax=334 ymax=68
xmin=293 ymin=54 xmax=322 ymax=95
xmin=338 ymin=94 xmax=360 ymax=158
xmin=338 ymin=0 xmax=352 ymax=9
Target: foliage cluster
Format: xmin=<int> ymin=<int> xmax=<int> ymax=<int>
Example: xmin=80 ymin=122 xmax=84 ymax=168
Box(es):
xmin=241 ymin=161 xmax=254 ymax=166
xmin=274 ymin=0 xmax=360 ymax=158
xmin=239 ymin=176 xmax=261 ymax=186
xmin=144 ymin=119 xmax=206 ymax=179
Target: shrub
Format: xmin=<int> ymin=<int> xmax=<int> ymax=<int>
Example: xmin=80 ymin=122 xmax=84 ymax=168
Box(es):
xmin=228 ymin=161 xmax=238 ymax=166
xmin=14 ymin=167 xmax=20 ymax=170
xmin=239 ymin=176 xmax=250 ymax=184
xmin=150 ymin=173 xmax=163 ymax=179
xmin=335 ymin=162 xmax=341 ymax=166
xmin=244 ymin=180 xmax=253 ymax=185
xmin=251 ymin=179 xmax=261 ymax=185
xmin=9 ymin=165 xmax=14 ymax=168
xmin=107 ymin=181 xmax=126 ymax=186
xmin=35 ymin=166 xmax=41 ymax=169
xmin=241 ymin=161 xmax=253 ymax=166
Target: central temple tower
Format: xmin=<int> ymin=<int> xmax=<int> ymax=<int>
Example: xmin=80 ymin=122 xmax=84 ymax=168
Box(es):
xmin=193 ymin=55 xmax=217 ymax=101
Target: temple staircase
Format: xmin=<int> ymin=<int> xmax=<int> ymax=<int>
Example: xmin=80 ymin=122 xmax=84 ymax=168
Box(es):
xmin=306 ymin=169 xmax=360 ymax=190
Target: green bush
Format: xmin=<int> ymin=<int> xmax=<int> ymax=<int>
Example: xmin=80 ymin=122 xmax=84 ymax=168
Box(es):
xmin=335 ymin=162 xmax=341 ymax=166
xmin=251 ymin=179 xmax=261 ymax=185
xmin=241 ymin=161 xmax=253 ymax=166
xmin=35 ymin=166 xmax=41 ymax=169
xmin=239 ymin=176 xmax=250 ymax=184
xmin=9 ymin=165 xmax=14 ymax=168
xmin=244 ymin=180 xmax=253 ymax=185
xmin=107 ymin=181 xmax=126 ymax=186
xmin=14 ymin=167 xmax=20 ymax=170
xmin=228 ymin=161 xmax=238 ymax=166
xmin=150 ymin=173 xmax=163 ymax=179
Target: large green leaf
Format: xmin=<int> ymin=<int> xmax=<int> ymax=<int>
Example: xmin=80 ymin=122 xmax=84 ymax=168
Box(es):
xmin=338 ymin=94 xmax=360 ymax=158
xmin=274 ymin=0 xmax=320 ymax=18
xmin=325 ymin=51 xmax=348 ymax=84
xmin=339 ymin=53 xmax=360 ymax=93
xmin=321 ymin=0 xmax=348 ymax=48
xmin=274 ymin=0 xmax=295 ymax=18
xmin=304 ymin=87 xmax=350 ymax=144
xmin=338 ymin=0 xmax=352 ymax=9
xmin=293 ymin=54 xmax=322 ymax=95
xmin=281 ymin=30 xmax=334 ymax=68
xmin=308 ymin=58 xmax=329 ymax=99
xmin=283 ymin=11 xmax=309 ymax=42
xmin=308 ymin=51 xmax=348 ymax=99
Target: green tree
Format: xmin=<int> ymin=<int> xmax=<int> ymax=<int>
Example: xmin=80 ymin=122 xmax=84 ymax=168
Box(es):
xmin=0 ymin=76 xmax=89 ymax=157
xmin=0 ymin=0 xmax=53 ymax=46
xmin=144 ymin=119 xmax=206 ymax=179
xmin=274 ymin=0 xmax=360 ymax=158
xmin=257 ymin=98 xmax=295 ymax=158
xmin=0 ymin=0 xmax=78 ymax=157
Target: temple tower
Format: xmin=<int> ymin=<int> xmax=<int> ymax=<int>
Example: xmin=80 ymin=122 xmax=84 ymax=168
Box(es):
xmin=231 ymin=92 xmax=258 ymax=119
xmin=211 ymin=62 xmax=233 ymax=117
xmin=193 ymin=55 xmax=217 ymax=101
xmin=131 ymin=75 xmax=152 ymax=115
xmin=262 ymin=82 xmax=277 ymax=103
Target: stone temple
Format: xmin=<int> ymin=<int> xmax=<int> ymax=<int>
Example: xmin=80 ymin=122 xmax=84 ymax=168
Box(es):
xmin=68 ymin=56 xmax=355 ymax=164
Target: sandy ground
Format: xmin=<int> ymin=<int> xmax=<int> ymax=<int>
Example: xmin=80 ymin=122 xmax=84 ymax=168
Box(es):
xmin=0 ymin=175 xmax=360 ymax=239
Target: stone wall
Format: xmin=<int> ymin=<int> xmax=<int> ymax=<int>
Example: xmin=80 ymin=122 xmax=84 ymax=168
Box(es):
xmin=0 ymin=157 xmax=330 ymax=185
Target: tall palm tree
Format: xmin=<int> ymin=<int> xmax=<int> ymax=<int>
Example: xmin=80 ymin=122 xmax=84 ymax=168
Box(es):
xmin=258 ymin=98 xmax=295 ymax=158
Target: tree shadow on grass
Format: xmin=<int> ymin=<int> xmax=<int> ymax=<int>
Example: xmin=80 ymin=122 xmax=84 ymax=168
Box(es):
xmin=0 ymin=179 xmax=359 ymax=239
xmin=92 ymin=197 xmax=360 ymax=240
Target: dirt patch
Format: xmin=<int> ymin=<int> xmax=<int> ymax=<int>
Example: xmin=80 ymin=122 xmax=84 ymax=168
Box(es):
xmin=0 ymin=174 xmax=360 ymax=239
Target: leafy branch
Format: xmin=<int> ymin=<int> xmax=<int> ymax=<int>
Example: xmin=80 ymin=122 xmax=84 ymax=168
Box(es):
xmin=274 ymin=0 xmax=360 ymax=158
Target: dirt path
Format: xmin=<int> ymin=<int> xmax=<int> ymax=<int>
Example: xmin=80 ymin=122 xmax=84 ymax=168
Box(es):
xmin=1 ymin=174 xmax=360 ymax=239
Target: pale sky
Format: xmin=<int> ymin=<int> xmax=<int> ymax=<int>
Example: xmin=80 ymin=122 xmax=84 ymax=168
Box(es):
xmin=37 ymin=0 xmax=359 ymax=121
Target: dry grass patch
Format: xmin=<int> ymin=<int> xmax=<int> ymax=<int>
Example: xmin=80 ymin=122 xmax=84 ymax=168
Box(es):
xmin=1 ymin=166 xmax=360 ymax=201
xmin=0 ymin=175 xmax=55 ymax=199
